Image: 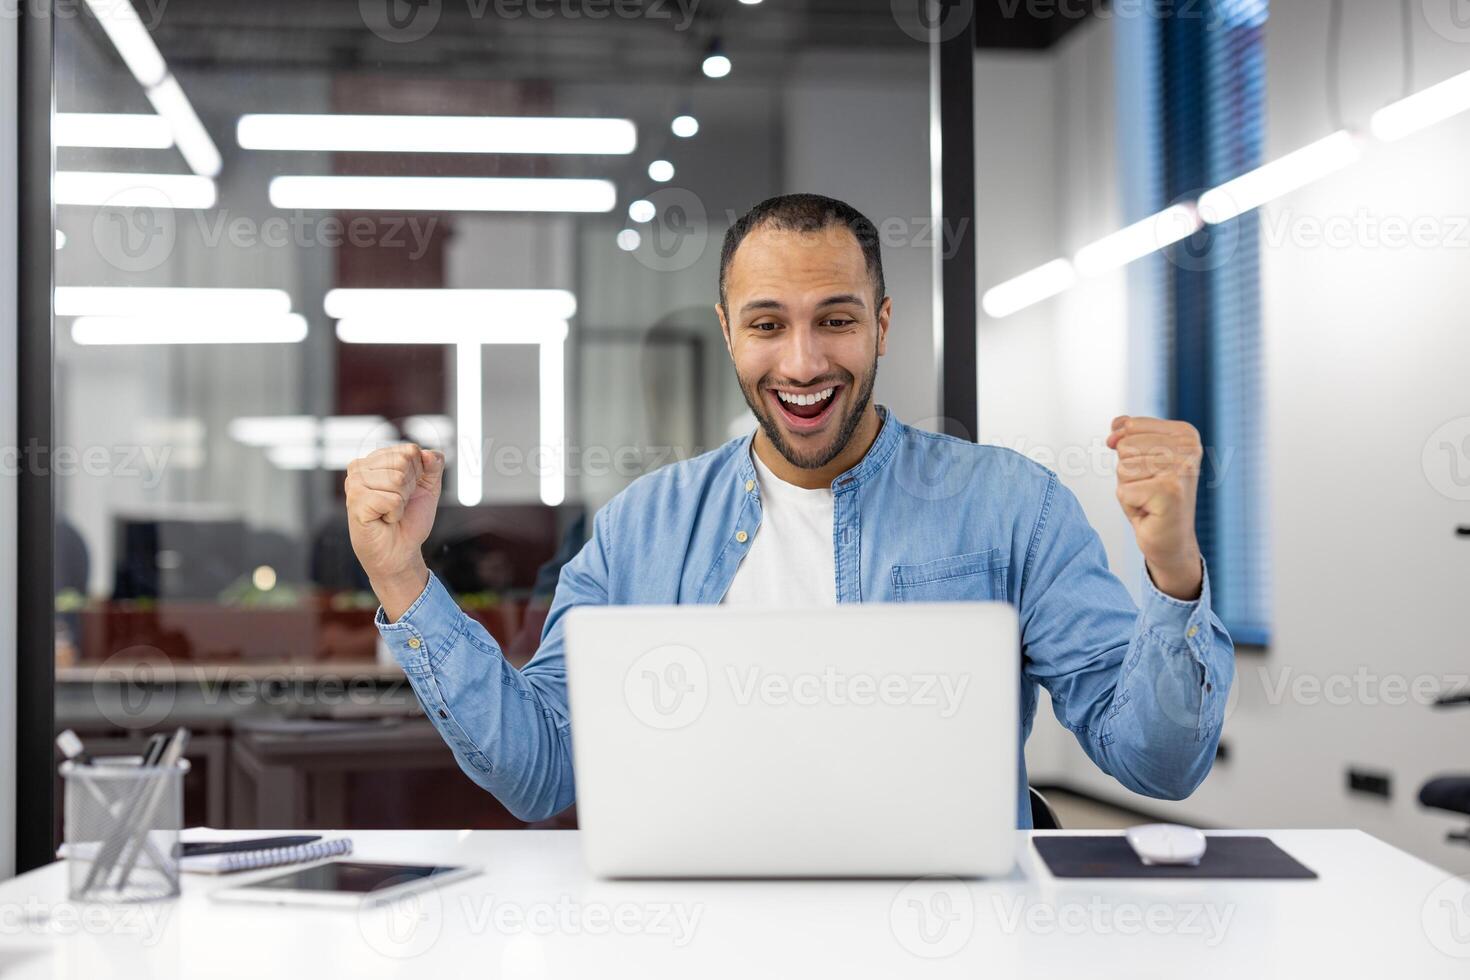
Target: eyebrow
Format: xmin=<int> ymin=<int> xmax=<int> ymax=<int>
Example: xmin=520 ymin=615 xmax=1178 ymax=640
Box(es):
xmin=739 ymin=293 xmax=869 ymax=317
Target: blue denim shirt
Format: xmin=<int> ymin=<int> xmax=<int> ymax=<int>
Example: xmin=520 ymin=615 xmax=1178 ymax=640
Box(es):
xmin=376 ymin=407 xmax=1234 ymax=827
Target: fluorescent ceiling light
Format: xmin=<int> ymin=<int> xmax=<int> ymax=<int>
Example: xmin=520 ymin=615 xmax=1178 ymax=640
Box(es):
xmin=981 ymin=259 xmax=1076 ymax=319
xmin=233 ymin=414 xmax=453 ymax=471
xmin=82 ymin=0 xmax=167 ymax=88
xmin=321 ymin=415 xmax=393 ymax=448
xmin=451 ymin=339 xmax=565 ymax=508
xmin=538 ymin=338 xmax=565 ymax=507
xmin=1370 ymin=68 xmax=1470 ymax=142
xmin=671 ymin=115 xmax=699 ymax=138
xmin=55 ymin=112 xmax=173 ymax=149
xmin=71 ymin=314 xmax=308 ymax=345
xmin=145 ymin=75 xmax=222 ymax=177
xmin=456 ymin=342 xmax=482 ymax=507
xmin=237 ymin=114 xmax=636 ymax=155
xmin=335 ymin=319 xmax=568 ymax=346
xmin=1074 ymin=204 xmax=1201 ymax=276
xmin=229 ymin=416 xmax=325 ymax=446
xmin=81 ymin=0 xmax=220 ymax=178
xmin=269 ymin=175 xmax=616 ymax=213
xmin=324 ymin=290 xmax=571 ymax=506
xmin=703 ymin=55 xmax=732 ymax=78
xmin=57 ymin=286 xmax=292 ymax=317
xmin=403 ymin=415 xmax=453 ymax=449
xmin=324 ymin=288 xmax=576 ymax=321
xmin=267 ymin=444 xmax=365 ymax=471
xmin=297 ymin=446 xmax=385 ymax=470
xmin=616 ymin=229 xmax=640 ymax=251
xmin=56 ymin=171 xmax=217 ymax=208
xmin=265 ymin=445 xmax=319 ymax=470
xmin=648 ymin=159 xmax=674 ymax=182
xmin=1197 ymin=130 xmax=1361 ymax=224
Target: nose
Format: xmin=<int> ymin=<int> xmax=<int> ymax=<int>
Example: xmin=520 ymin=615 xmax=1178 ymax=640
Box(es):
xmin=776 ymin=323 xmax=831 ymax=384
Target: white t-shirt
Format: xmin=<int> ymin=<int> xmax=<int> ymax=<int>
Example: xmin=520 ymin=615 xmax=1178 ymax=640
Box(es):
xmin=720 ymin=448 xmax=837 ymax=606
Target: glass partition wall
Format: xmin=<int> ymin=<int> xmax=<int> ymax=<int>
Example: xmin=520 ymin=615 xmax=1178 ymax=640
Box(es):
xmin=45 ymin=0 xmax=941 ymax=834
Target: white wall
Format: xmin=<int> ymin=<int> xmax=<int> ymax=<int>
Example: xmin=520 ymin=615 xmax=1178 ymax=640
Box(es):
xmin=976 ymin=24 xmax=1149 ymax=789
xmin=0 ymin=1 xmax=18 ymax=882
xmin=981 ymin=5 xmax=1470 ymax=871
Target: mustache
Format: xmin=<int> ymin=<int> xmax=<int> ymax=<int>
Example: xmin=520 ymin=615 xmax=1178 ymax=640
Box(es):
xmin=759 ymin=372 xmax=852 ymax=390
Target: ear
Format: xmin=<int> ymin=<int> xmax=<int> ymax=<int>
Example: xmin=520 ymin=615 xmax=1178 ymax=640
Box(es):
xmin=876 ymin=295 xmax=892 ymax=358
xmin=715 ymin=303 xmax=734 ymax=360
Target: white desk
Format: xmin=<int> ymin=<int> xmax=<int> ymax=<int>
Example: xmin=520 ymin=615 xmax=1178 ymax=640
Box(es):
xmin=0 ymin=829 xmax=1465 ymax=978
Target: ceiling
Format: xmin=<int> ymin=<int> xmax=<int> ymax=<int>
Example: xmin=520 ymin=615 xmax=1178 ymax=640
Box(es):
xmin=118 ymin=0 xmax=1099 ymax=82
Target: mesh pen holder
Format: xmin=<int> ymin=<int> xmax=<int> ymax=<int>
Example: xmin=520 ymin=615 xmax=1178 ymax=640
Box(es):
xmin=61 ymin=758 xmax=190 ymax=903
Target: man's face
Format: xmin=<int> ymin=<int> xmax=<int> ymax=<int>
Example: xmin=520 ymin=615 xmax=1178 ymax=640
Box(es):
xmin=717 ymin=224 xmax=890 ymax=470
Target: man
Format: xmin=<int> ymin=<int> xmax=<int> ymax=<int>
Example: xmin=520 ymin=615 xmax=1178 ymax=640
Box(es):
xmin=345 ymin=193 xmax=1234 ymax=828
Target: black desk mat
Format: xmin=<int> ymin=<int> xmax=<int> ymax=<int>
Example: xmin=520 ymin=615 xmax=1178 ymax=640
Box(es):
xmin=1033 ymin=835 xmax=1317 ymax=879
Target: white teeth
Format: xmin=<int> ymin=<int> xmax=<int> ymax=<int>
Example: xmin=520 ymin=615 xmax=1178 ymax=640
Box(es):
xmin=777 ymin=387 xmax=835 ymax=407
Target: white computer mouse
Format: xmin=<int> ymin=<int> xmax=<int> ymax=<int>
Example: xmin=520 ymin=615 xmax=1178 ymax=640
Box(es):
xmin=1125 ymin=823 xmax=1208 ymax=866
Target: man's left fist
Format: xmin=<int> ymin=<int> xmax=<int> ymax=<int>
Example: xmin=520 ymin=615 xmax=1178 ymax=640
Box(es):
xmin=1106 ymin=415 xmax=1204 ymax=601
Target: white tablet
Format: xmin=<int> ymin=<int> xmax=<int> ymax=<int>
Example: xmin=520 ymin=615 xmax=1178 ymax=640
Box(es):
xmin=210 ymin=860 xmax=481 ymax=908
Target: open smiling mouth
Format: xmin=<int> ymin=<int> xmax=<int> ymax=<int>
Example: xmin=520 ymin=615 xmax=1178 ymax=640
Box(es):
xmin=768 ymin=384 xmax=843 ymax=433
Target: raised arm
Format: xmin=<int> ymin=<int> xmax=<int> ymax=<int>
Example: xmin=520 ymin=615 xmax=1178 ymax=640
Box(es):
xmin=345 ymin=444 xmax=599 ymax=821
xmin=1019 ymin=419 xmax=1235 ymax=800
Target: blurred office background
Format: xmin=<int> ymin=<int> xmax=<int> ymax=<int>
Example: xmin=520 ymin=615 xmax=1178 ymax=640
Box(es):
xmin=31 ymin=0 xmax=1470 ymax=873
xmin=46 ymin=0 xmax=942 ymax=835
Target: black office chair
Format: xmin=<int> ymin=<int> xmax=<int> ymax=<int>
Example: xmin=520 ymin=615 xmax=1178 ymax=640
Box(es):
xmin=1421 ymin=778 xmax=1470 ymax=845
xmin=1029 ymin=786 xmax=1062 ymax=830
xmin=1419 ymin=691 xmax=1470 ymax=845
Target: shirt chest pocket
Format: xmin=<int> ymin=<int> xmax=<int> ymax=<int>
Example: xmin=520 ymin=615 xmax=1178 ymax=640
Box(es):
xmin=890 ymin=548 xmax=1010 ymax=603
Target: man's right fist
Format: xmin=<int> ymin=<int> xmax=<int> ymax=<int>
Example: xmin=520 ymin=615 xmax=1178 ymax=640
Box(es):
xmin=344 ymin=444 xmax=445 ymax=600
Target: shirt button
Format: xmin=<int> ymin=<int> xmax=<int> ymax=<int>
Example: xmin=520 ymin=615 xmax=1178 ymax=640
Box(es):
xmin=745 ymin=479 xmax=755 ymax=492
xmin=735 ymin=530 xmax=749 ymax=543
xmin=1186 ymin=625 xmax=1199 ymax=639
xmin=408 ymin=637 xmax=422 ymax=649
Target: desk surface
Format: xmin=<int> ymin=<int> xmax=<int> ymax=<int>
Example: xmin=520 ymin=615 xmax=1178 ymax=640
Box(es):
xmin=0 ymin=829 xmax=1465 ymax=978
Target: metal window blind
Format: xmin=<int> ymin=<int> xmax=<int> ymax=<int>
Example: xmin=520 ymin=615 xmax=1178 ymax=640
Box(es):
xmin=1160 ymin=0 xmax=1271 ymax=645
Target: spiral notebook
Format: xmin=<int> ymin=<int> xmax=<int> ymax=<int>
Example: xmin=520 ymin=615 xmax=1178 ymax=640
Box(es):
xmin=183 ymin=838 xmax=353 ymax=874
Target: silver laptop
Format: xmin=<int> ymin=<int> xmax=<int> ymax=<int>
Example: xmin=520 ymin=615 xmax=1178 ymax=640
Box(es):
xmin=564 ymin=602 xmax=1019 ymax=877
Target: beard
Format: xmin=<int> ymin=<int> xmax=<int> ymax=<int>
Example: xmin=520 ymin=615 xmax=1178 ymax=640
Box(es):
xmin=737 ymin=354 xmax=878 ymax=471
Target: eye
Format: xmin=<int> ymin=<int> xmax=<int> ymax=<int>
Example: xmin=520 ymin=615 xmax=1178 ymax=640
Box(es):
xmin=751 ymin=321 xmax=780 ymax=332
xmin=822 ymin=317 xmax=857 ymax=328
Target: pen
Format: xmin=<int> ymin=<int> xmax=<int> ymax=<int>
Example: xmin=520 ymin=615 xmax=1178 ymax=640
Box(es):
xmin=112 ymin=727 xmax=190 ymax=891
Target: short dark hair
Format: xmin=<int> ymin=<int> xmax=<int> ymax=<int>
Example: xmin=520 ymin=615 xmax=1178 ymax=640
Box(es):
xmin=717 ymin=193 xmax=886 ymax=313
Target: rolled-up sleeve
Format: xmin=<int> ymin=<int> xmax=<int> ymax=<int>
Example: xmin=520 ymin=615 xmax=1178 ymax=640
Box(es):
xmin=1018 ymin=472 xmax=1235 ymax=801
